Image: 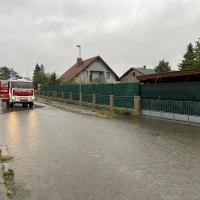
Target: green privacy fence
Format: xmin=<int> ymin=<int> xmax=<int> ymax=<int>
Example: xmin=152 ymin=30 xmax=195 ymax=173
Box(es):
xmin=82 ymin=94 xmax=93 ymax=103
xmin=140 ymin=81 xmax=200 ymax=101
xmin=114 ymin=96 xmax=134 ymax=109
xmin=71 ymin=93 xmax=80 ymax=101
xmin=39 ymin=83 xmax=139 ymax=109
xmin=96 ymin=95 xmax=110 ymax=106
xmin=140 ymin=81 xmax=200 ymax=116
xmin=142 ymin=99 xmax=200 ymax=116
xmin=41 ymin=83 xmax=139 ymax=96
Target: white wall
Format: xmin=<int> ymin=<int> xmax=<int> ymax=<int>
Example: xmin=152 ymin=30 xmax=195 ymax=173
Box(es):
xmin=74 ymin=60 xmax=117 ymax=83
xmin=120 ymin=69 xmax=142 ymax=83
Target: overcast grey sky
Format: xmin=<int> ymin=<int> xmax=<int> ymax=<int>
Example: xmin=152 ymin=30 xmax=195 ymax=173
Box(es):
xmin=0 ymin=0 xmax=200 ymax=77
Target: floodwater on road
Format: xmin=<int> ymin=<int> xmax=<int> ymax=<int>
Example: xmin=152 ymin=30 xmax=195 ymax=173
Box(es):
xmin=0 ymin=103 xmax=200 ymax=200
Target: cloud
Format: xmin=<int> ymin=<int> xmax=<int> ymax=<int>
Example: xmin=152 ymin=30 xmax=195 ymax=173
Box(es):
xmin=0 ymin=0 xmax=200 ymax=77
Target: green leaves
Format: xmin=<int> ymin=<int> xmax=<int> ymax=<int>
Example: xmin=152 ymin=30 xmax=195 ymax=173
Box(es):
xmin=155 ymin=59 xmax=171 ymax=73
xmin=194 ymin=39 xmax=200 ymax=68
xmin=0 ymin=67 xmax=20 ymax=80
xmin=33 ymin=64 xmax=60 ymax=88
xmin=179 ymin=39 xmax=200 ymax=70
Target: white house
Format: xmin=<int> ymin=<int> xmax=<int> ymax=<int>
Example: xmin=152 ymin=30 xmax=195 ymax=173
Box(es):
xmin=59 ymin=56 xmax=119 ymax=83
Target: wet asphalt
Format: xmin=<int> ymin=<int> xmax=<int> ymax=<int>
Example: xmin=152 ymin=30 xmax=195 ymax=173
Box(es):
xmin=0 ymin=103 xmax=200 ymax=200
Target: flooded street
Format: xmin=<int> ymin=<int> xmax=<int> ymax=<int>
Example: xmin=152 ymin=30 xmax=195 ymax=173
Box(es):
xmin=0 ymin=103 xmax=200 ymax=200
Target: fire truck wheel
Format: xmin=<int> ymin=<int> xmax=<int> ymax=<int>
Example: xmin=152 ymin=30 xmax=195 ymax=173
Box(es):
xmin=29 ymin=103 xmax=33 ymax=109
xmin=23 ymin=103 xmax=28 ymax=107
xmin=9 ymin=103 xmax=14 ymax=108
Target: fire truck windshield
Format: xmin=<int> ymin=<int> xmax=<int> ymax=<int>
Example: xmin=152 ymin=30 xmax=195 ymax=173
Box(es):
xmin=11 ymin=81 xmax=33 ymax=89
xmin=0 ymin=80 xmax=8 ymax=87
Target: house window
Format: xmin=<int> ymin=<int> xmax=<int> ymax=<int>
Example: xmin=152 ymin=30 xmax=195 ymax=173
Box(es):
xmin=132 ymin=72 xmax=135 ymax=76
xmin=106 ymin=72 xmax=110 ymax=79
xmin=89 ymin=71 xmax=105 ymax=82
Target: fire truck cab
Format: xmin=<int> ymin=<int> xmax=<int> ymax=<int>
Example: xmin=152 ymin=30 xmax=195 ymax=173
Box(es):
xmin=8 ymin=79 xmax=35 ymax=108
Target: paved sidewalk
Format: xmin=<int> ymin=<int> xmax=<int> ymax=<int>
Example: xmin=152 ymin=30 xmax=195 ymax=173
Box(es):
xmin=36 ymin=97 xmax=111 ymax=118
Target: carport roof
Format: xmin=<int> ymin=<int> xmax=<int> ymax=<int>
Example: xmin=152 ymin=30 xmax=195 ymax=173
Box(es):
xmin=137 ymin=68 xmax=200 ymax=83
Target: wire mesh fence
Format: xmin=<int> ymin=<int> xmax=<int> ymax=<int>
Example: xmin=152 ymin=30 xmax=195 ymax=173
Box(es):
xmin=96 ymin=95 xmax=110 ymax=106
xmin=114 ymin=96 xmax=134 ymax=109
xmin=142 ymin=99 xmax=200 ymax=116
xmin=82 ymin=94 xmax=93 ymax=103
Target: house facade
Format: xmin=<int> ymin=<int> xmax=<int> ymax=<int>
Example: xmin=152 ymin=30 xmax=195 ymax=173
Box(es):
xmin=120 ymin=67 xmax=155 ymax=83
xmin=59 ymin=56 xmax=119 ymax=83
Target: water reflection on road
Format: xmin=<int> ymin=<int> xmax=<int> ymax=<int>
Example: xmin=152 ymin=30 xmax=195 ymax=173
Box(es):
xmin=7 ymin=111 xmax=20 ymax=148
xmin=0 ymin=103 xmax=200 ymax=200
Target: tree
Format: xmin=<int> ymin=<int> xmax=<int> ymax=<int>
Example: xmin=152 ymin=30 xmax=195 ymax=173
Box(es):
xmin=10 ymin=68 xmax=21 ymax=79
xmin=194 ymin=39 xmax=200 ymax=68
xmin=47 ymin=72 xmax=60 ymax=85
xmin=0 ymin=67 xmax=11 ymax=79
xmin=178 ymin=43 xmax=196 ymax=70
xmin=34 ymin=64 xmax=42 ymax=74
xmin=33 ymin=64 xmax=48 ymax=88
xmin=0 ymin=66 xmax=21 ymax=79
xmin=33 ymin=64 xmax=60 ymax=88
xmin=155 ymin=59 xmax=171 ymax=73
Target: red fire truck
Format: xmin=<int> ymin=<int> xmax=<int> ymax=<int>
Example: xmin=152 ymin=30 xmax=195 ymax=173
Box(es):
xmin=0 ymin=80 xmax=9 ymax=103
xmin=8 ymin=79 xmax=35 ymax=108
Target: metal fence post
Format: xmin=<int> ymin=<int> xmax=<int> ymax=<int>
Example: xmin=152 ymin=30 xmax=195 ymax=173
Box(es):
xmin=92 ymin=94 xmax=96 ymax=108
xmin=79 ymin=93 xmax=82 ymax=106
xmin=70 ymin=92 xmax=72 ymax=101
xmin=109 ymin=95 xmax=114 ymax=110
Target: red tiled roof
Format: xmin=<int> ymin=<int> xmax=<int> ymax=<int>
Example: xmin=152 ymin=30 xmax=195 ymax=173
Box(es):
xmin=59 ymin=56 xmax=119 ymax=81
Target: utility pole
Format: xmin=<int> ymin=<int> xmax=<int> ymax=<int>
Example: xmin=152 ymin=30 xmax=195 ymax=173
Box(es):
xmin=26 ymin=70 xmax=28 ymax=77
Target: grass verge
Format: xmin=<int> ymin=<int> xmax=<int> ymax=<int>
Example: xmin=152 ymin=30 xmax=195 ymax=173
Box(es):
xmin=0 ymin=155 xmax=14 ymax=162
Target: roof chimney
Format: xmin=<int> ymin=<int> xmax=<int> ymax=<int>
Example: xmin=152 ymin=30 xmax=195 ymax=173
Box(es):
xmin=77 ymin=58 xmax=83 ymax=67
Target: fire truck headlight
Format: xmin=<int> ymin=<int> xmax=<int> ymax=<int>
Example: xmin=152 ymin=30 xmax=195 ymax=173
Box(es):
xmin=29 ymin=96 xmax=34 ymax=101
xmin=12 ymin=96 xmax=15 ymax=100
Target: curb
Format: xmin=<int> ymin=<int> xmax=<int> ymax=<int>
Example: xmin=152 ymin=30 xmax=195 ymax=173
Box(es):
xmin=36 ymin=97 xmax=114 ymax=119
xmin=0 ymin=145 xmax=15 ymax=199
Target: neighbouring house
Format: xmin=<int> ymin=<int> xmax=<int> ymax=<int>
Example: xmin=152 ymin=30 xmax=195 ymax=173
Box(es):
xmin=120 ymin=66 xmax=155 ymax=83
xmin=59 ymin=56 xmax=119 ymax=83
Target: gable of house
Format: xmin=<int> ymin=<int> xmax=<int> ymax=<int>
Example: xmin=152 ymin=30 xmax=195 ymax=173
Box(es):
xmin=75 ymin=59 xmax=118 ymax=83
xmin=120 ymin=68 xmax=143 ymax=83
xmin=59 ymin=56 xmax=119 ymax=83
xmin=120 ymin=67 xmax=155 ymax=83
